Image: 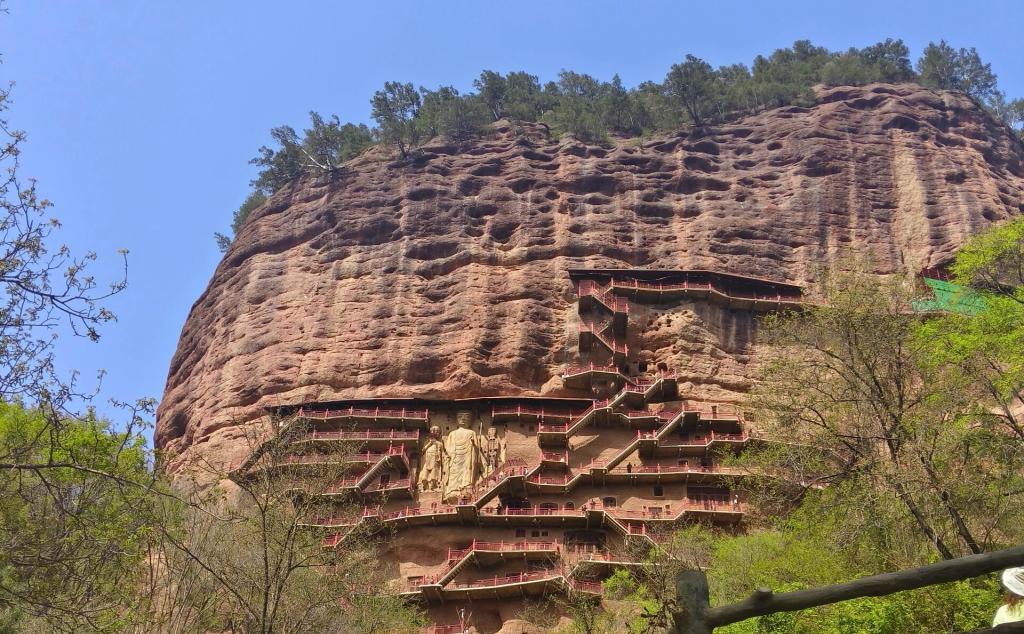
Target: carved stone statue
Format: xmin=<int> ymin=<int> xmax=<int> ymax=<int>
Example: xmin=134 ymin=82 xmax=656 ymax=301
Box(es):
xmin=481 ymin=426 xmax=506 ymax=474
xmin=417 ymin=425 xmax=445 ymax=492
xmin=442 ymin=412 xmax=481 ymax=500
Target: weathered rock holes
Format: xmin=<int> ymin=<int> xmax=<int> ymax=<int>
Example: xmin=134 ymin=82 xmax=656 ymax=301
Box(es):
xmin=405 ymin=186 xmax=441 ymax=202
xmin=405 ymin=241 xmax=461 ymax=261
xmin=683 ymin=155 xmax=719 ymax=173
xmin=676 ymin=175 xmax=730 ymax=195
xmin=634 ymin=202 xmax=674 ymax=218
xmin=461 ymin=201 xmax=499 ymax=218
xmin=509 ymin=178 xmax=537 ymax=194
xmin=470 ymin=161 xmax=502 ymax=177
xmin=801 ymin=159 xmax=843 ymax=178
xmin=488 ymin=219 xmax=521 ymax=243
xmin=353 ymin=219 xmax=400 ymax=245
xmin=563 ymin=174 xmax=618 ymax=196
xmin=882 ymin=115 xmax=920 ymax=132
xmin=456 ymin=177 xmax=484 ymax=196
xmin=846 ymin=95 xmax=887 ymax=110
xmin=766 ymin=141 xmax=783 ymax=151
xmin=688 ymin=140 xmax=720 ymax=155
xmin=522 ymin=150 xmax=554 ymax=162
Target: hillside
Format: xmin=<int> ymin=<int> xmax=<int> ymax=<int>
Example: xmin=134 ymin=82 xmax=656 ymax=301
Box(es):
xmin=156 ymin=83 xmax=1024 ymax=471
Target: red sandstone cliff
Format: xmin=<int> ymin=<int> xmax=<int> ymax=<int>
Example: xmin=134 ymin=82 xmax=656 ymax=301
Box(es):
xmin=156 ymin=83 xmax=1024 ymax=470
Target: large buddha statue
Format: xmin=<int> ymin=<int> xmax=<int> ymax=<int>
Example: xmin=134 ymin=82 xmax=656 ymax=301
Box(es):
xmin=417 ymin=425 xmax=445 ymax=492
xmin=442 ymin=412 xmax=481 ymax=500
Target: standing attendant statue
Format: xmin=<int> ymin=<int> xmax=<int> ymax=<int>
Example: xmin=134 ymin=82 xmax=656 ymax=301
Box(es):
xmin=417 ymin=425 xmax=445 ymax=492
xmin=481 ymin=426 xmax=506 ymax=474
xmin=442 ymin=412 xmax=482 ymax=501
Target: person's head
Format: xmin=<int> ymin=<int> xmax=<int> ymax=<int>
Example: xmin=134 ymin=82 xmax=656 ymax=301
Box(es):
xmin=1002 ymin=568 xmax=1024 ymax=605
xmin=487 ymin=427 xmax=496 ymax=439
xmin=456 ymin=411 xmax=471 ymax=428
xmin=430 ymin=425 xmax=440 ymax=438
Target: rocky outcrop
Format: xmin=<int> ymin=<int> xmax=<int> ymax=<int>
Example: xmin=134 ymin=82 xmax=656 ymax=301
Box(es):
xmin=156 ymin=83 xmax=1024 ymax=469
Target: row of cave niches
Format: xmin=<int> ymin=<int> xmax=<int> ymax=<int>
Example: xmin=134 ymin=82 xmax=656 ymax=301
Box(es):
xmin=237 ymin=270 xmax=796 ymax=628
xmin=265 ymin=397 xmax=750 ymax=631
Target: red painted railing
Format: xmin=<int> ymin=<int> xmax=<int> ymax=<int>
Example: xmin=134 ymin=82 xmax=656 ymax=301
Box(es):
xmin=578 ymin=323 xmax=629 ymax=355
xmin=491 ymin=404 xmax=577 ymax=420
xmin=480 ymin=505 xmax=584 ymax=517
xmin=363 ymin=478 xmax=412 ymax=493
xmin=682 ymin=401 xmax=744 ymax=420
xmin=610 ymin=462 xmax=743 ymax=476
xmin=306 ymin=514 xmax=358 ymax=527
xmin=447 ymin=570 xmax=562 ymax=590
xmin=563 ymin=362 xmax=622 ymax=378
xmin=325 ymin=476 xmax=363 ymax=492
xmin=538 ymin=422 xmax=570 ymax=432
xmin=527 ymin=473 xmax=577 ymax=485
xmin=296 ymin=429 xmax=420 ymax=442
xmin=321 ymin=533 xmax=344 ymax=548
xmin=377 ymin=505 xmax=457 ymax=521
xmin=578 ymin=280 xmax=630 ymax=313
xmin=541 ymin=451 xmax=569 ymax=463
xmin=537 ymin=399 xmax=609 ymax=433
xmin=609 ymin=278 xmax=803 ymax=304
xmin=448 ymin=539 xmax=560 ymax=561
xmin=297 ymin=406 xmax=428 ymax=420
xmin=573 ymin=580 xmax=604 ymax=594
xmin=658 ymin=431 xmax=749 ymax=448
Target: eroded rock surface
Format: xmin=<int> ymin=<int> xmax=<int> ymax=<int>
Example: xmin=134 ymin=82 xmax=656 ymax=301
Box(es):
xmin=157 ymin=83 xmax=1024 ymax=470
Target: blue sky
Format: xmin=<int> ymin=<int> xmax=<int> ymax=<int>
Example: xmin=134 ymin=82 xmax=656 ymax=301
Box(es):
xmin=1 ymin=1 xmax=1022 ymax=439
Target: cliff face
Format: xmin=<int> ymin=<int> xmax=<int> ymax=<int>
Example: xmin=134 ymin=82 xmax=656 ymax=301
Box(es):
xmin=156 ymin=83 xmax=1024 ymax=469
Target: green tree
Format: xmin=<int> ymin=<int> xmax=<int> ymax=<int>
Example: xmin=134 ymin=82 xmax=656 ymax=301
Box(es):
xmin=416 ymin=86 xmax=489 ymax=142
xmin=0 ymin=403 xmax=155 ymax=632
xmin=370 ymin=81 xmax=421 ymax=158
xmin=599 ymin=74 xmax=642 ymax=136
xmin=859 ymin=38 xmax=914 ymax=82
xmin=715 ymin=63 xmax=756 ymax=115
xmin=747 ymin=267 xmax=1024 ymax=560
xmin=819 ymin=51 xmax=877 ymax=87
xmin=750 ymin=40 xmax=830 ymax=107
xmin=917 ymin=217 xmax=1024 ymax=444
xmin=250 ymin=112 xmax=374 ymax=197
xmin=708 ymin=494 xmax=1003 ymax=634
xmin=300 ymin=113 xmax=374 ymax=171
xmin=473 ymin=70 xmax=507 ymax=120
xmin=547 ymin=71 xmax=607 ymax=143
xmin=916 ymin=40 xmax=999 ymax=102
xmin=250 ymin=125 xmax=306 ymax=195
xmin=505 ymin=71 xmax=549 ymax=121
xmin=138 ymin=416 xmax=424 ymax=633
xmin=664 ymin=54 xmax=719 ymax=127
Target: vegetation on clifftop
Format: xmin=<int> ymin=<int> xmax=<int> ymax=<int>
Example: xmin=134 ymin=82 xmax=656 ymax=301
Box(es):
xmin=216 ymin=38 xmax=1024 ymax=250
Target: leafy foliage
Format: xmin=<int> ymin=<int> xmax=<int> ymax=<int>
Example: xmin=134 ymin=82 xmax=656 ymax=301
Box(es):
xmin=370 ymin=81 xmax=421 ymax=158
xmin=707 ymin=496 xmax=1003 ymax=633
xmin=0 ymin=403 xmax=154 ymax=632
xmin=917 ymin=40 xmax=999 ymax=101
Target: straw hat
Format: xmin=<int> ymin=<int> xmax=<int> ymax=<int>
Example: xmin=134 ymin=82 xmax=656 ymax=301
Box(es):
xmin=1002 ymin=568 xmax=1024 ymax=597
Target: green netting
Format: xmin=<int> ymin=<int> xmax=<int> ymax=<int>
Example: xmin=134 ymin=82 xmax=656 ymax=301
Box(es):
xmin=911 ymin=278 xmax=986 ymax=315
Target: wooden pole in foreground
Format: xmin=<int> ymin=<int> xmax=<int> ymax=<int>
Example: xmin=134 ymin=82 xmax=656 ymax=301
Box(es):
xmin=675 ymin=545 xmax=1024 ymax=632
